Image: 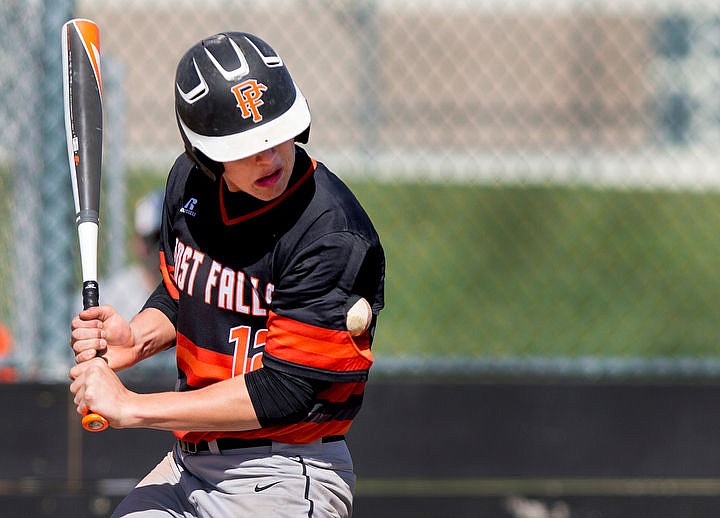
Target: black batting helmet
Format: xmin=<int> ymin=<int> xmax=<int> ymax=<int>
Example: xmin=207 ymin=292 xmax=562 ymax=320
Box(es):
xmin=175 ymin=32 xmax=311 ymax=178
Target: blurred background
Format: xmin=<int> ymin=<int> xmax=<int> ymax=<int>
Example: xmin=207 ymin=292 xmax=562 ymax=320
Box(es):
xmin=3 ymin=0 xmax=720 ymax=517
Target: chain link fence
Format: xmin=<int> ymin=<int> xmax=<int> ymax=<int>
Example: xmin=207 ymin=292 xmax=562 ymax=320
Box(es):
xmin=2 ymin=0 xmax=720 ymax=381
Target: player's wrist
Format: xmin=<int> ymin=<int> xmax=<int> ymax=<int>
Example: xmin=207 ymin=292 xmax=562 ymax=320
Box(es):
xmin=114 ymin=390 xmax=145 ymax=428
xmin=128 ymin=308 xmax=176 ymax=362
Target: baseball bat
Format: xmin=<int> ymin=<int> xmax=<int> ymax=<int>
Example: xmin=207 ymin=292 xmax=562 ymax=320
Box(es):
xmin=62 ymin=18 xmax=109 ymax=432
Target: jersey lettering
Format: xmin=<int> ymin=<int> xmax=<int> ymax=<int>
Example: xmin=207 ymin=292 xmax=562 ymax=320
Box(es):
xmin=205 ymin=261 xmax=221 ymax=305
xmin=235 ymin=271 xmax=251 ymax=314
xmin=250 ymin=277 xmax=267 ymax=317
xmin=174 ymin=238 xmax=273 ymax=316
xmin=218 ymin=267 xmax=235 ymax=310
xmin=173 ymin=239 xmax=205 ymax=295
xmin=186 ymin=249 xmax=205 ymax=296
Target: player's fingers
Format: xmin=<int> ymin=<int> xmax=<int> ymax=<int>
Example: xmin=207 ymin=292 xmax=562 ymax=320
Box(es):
xmin=71 ymin=314 xmax=103 ymax=332
xmin=70 ymin=327 xmax=107 ymax=360
xmin=69 ymin=355 xmax=104 ymax=380
xmin=78 ymin=305 xmax=105 ymax=320
xmin=69 ymin=369 xmax=88 ymax=415
xmin=71 ymin=384 xmax=89 ymax=416
xmin=70 ymin=331 xmax=105 ymax=350
xmin=82 ymin=305 xmax=121 ymax=324
xmin=69 ymin=357 xmax=90 ymax=380
xmin=71 ymin=327 xmax=105 ymax=344
xmin=70 ymin=358 xmax=112 ymax=417
xmin=72 ymin=339 xmax=107 ymax=359
xmin=74 ymin=347 xmax=101 ymax=363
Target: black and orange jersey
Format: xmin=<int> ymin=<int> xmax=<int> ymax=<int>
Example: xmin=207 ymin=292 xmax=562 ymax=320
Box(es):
xmin=146 ymin=146 xmax=385 ymax=444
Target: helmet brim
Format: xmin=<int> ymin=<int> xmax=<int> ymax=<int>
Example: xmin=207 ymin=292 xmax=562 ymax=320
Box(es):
xmin=178 ymin=83 xmax=311 ymax=163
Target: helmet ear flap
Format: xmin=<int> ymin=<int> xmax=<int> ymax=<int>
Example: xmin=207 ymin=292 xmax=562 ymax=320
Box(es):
xmin=177 ymin=111 xmax=224 ymax=181
xmin=186 ymin=146 xmax=225 ymax=181
xmin=295 ymin=124 xmax=310 ymax=145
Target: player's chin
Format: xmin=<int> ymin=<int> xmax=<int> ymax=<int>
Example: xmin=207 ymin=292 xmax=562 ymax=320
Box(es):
xmin=252 ymin=176 xmax=289 ymax=200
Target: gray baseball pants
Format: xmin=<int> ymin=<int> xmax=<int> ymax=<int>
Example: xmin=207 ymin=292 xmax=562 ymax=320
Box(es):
xmin=111 ymin=439 xmax=356 ymax=517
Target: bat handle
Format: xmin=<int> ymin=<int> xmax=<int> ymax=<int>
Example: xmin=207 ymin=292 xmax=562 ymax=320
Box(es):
xmin=82 ymin=280 xmax=99 ymax=310
xmin=81 ymin=280 xmax=109 ymax=432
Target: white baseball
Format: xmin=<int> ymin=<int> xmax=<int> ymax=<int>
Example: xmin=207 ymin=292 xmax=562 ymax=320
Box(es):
xmin=346 ymin=297 xmax=372 ymax=336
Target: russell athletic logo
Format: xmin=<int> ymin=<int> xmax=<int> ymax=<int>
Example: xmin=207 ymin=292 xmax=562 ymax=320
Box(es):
xmin=231 ymin=79 xmax=268 ymax=122
xmin=180 ymin=197 xmax=198 ymax=217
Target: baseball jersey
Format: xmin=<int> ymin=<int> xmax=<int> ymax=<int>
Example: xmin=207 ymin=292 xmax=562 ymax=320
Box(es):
xmin=146 ymin=146 xmax=385 ymax=444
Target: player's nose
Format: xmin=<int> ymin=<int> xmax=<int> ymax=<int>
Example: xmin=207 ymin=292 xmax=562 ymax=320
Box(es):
xmin=254 ymin=146 xmax=278 ymax=164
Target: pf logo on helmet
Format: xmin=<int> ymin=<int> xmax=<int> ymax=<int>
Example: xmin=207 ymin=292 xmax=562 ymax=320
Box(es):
xmin=231 ymin=79 xmax=268 ymax=123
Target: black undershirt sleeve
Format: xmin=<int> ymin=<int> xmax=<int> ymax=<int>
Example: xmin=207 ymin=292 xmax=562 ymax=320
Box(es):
xmin=245 ymin=366 xmax=328 ymax=427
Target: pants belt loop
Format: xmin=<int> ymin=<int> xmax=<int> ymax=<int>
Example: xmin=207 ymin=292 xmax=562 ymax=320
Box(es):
xmin=207 ymin=440 xmax=221 ymax=455
xmin=181 ymin=440 xmax=198 ymax=454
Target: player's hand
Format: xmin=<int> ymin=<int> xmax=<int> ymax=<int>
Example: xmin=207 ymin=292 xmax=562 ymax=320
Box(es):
xmin=70 ymin=305 xmax=136 ymax=370
xmin=69 ymin=356 xmax=136 ymax=428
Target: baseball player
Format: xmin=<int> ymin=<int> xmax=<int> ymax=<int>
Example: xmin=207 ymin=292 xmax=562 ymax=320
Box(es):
xmin=69 ymin=31 xmax=385 ymax=518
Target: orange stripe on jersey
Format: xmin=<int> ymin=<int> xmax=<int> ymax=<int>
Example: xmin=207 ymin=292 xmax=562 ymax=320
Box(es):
xmin=159 ymin=251 xmax=180 ymax=300
xmin=176 ymin=332 xmax=233 ymax=388
xmin=234 ymin=420 xmax=354 ymax=444
xmin=265 ymin=312 xmax=373 ymax=375
xmin=318 ymin=380 xmax=366 ymax=404
xmin=175 ymin=419 xmax=354 ymax=445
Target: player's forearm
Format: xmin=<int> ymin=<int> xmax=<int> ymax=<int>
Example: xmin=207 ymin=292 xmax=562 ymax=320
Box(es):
xmin=128 ymin=307 xmax=177 ymax=363
xmin=122 ymin=375 xmax=261 ymax=431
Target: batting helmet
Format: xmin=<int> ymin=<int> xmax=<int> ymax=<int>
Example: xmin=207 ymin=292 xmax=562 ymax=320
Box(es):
xmin=175 ymin=32 xmax=311 ymax=179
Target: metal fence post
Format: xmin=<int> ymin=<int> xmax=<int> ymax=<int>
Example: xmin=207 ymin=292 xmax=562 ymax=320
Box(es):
xmin=7 ymin=0 xmax=45 ymax=378
xmin=38 ymin=0 xmax=75 ymax=380
xmin=104 ymin=56 xmax=127 ymax=274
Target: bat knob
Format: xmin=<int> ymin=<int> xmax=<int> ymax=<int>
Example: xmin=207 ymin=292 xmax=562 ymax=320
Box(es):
xmin=82 ymin=411 xmax=109 ymax=432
